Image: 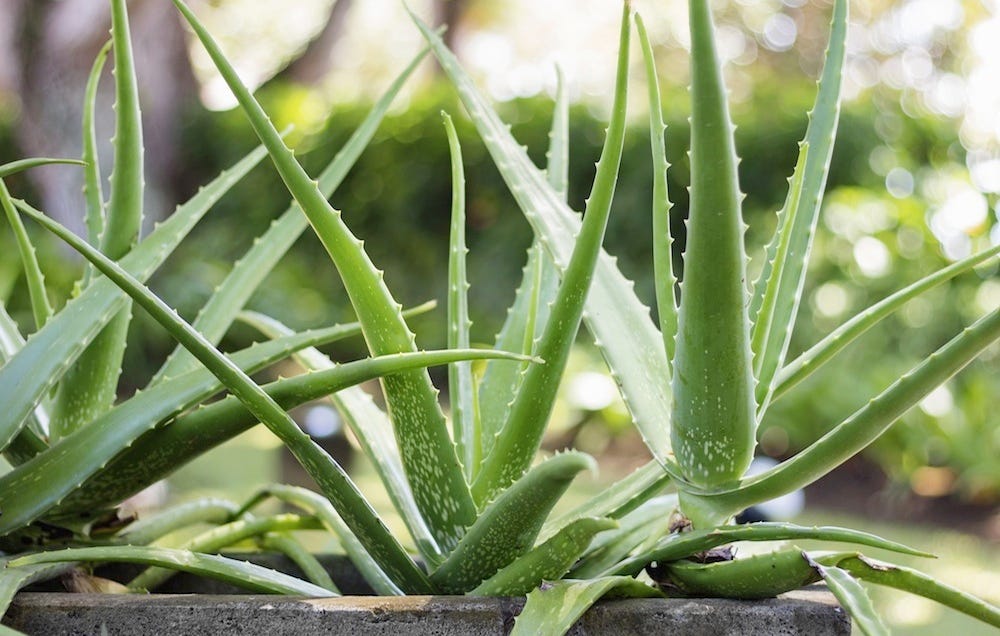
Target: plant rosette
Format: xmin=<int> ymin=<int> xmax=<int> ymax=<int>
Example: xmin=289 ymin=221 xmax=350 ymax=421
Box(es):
xmin=1 ymin=1 xmax=999 ymax=636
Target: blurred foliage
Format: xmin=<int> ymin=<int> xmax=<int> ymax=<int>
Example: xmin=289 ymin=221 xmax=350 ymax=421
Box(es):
xmin=1 ymin=74 xmax=996 ymax=503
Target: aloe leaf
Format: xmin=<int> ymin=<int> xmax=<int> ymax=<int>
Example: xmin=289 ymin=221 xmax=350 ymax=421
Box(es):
xmin=430 ymin=451 xmax=596 ymax=594
xmin=611 ymin=521 xmax=931 ymax=577
xmin=238 ymin=308 xmax=444 ymax=567
xmin=568 ymin=495 xmax=677 ymax=579
xmin=750 ymin=0 xmax=848 ymax=407
xmin=1 ymin=316 xmax=399 ymax=534
xmin=242 ymin=484 xmax=401 ymax=596
xmin=152 ymin=43 xmax=429 ymax=384
xmin=258 ymin=532 xmax=339 ymax=593
xmin=637 ymin=13 xmax=677 ymax=365
xmin=20 ymin=202 xmax=436 ymax=594
xmin=0 ymin=158 xmax=86 ymax=178
xmin=477 ymin=69 xmax=567 ymax=468
xmin=174 ymin=0 xmax=475 ymax=551
xmin=540 ymin=459 xmax=672 ymax=541
xmin=806 ymin=555 xmax=888 ymax=636
xmin=671 ymin=0 xmax=756 ymax=496
xmin=51 ymin=346 xmax=527 ymax=523
xmin=9 ymin=547 xmax=335 ymax=597
xmin=471 ymin=2 xmax=632 ymax=505
xmin=50 ymin=0 xmax=147 ymax=442
xmin=653 ymin=548 xmax=820 ymax=599
xmin=820 ymin=553 xmax=1000 ymax=628
xmin=707 ymin=307 xmax=1000 ymax=514
xmin=0 ymin=144 xmax=267 ymax=455
xmin=411 ymin=7 xmax=676 ymax=473
xmin=472 ymin=517 xmax=617 ymax=596
xmin=0 ymin=305 xmax=48 ymax=463
xmin=441 ymin=111 xmax=479 ymax=478
xmin=116 ymin=498 xmax=240 ymax=545
xmin=83 ymin=41 xmax=112 ymax=250
xmin=128 ymin=513 xmax=323 ymax=592
xmin=0 ymin=180 xmax=53 ymax=330
xmin=511 ymin=577 xmax=661 ymax=636
xmin=772 ymin=242 xmax=1000 ymax=401
xmin=0 ymin=560 xmax=75 ymax=616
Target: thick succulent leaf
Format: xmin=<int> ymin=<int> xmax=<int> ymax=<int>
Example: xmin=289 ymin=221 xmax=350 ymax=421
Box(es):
xmin=51 ymin=346 xmax=525 ymax=522
xmin=472 ymin=517 xmax=617 ymax=596
xmin=116 ymin=498 xmax=240 ymax=545
xmin=51 ymin=0 xmax=147 ymax=441
xmin=772 ymin=242 xmax=1000 ymax=401
xmin=442 ymin=112 xmax=478 ymax=477
xmin=9 ymin=547 xmax=335 ymax=597
xmin=1 ymin=316 xmax=395 ymax=534
xmin=0 ymin=560 xmax=74 ymax=616
xmin=540 ymin=459 xmax=672 ymax=541
xmin=671 ymin=0 xmax=756 ymax=495
xmin=612 ymin=521 xmax=931 ymax=577
xmin=0 ymin=144 xmax=267 ymax=455
xmin=19 ymin=202 xmax=434 ymax=594
xmin=152 ymin=42 xmax=428 ymax=384
xmin=0 ymin=158 xmax=85 ymax=178
xmin=257 ymin=532 xmax=339 ymax=593
xmin=0 ymin=305 xmax=47 ymax=465
xmin=636 ymin=13 xmax=677 ymax=365
xmin=0 ymin=180 xmax=52 ymax=330
xmin=653 ymin=548 xmax=819 ymax=599
xmin=511 ymin=577 xmax=661 ymax=636
xmin=410 ymin=6 xmax=676 ymax=472
xmin=239 ymin=307 xmax=444 ymax=567
xmin=127 ymin=513 xmax=324 ymax=592
xmin=702 ymin=306 xmax=1000 ymax=515
xmin=806 ymin=555 xmax=888 ymax=636
xmin=82 ymin=41 xmax=111 ymax=250
xmin=751 ymin=0 xmax=848 ymax=409
xmin=430 ymin=451 xmax=596 ymax=594
xmin=820 ymin=553 xmax=1000 ymax=629
xmin=471 ymin=2 xmax=632 ymax=505
xmin=242 ymin=484 xmax=401 ymax=596
xmin=174 ymin=0 xmax=475 ymax=551
xmin=568 ymin=495 xmax=677 ymax=579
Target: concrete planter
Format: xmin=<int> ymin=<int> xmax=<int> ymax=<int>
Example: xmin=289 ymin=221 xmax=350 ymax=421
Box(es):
xmin=5 ymin=555 xmax=850 ymax=635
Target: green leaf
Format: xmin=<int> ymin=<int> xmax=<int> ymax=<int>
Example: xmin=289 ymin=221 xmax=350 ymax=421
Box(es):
xmin=472 ymin=517 xmax=617 ymax=596
xmin=471 ymin=1 xmax=632 ymax=505
xmin=431 ymin=451 xmax=596 ymax=593
xmin=257 ymin=532 xmax=339 ymax=594
xmin=127 ymin=513 xmax=323 ymax=592
xmin=116 ymin=498 xmax=240 ymax=545
xmin=652 ymin=548 xmax=819 ymax=599
xmin=0 ymin=304 xmax=48 ymax=465
xmin=704 ymin=306 xmax=1000 ymax=514
xmin=411 ymin=2 xmax=677 ymax=473
xmin=241 ymin=484 xmax=400 ymax=596
xmin=636 ymin=13 xmax=677 ymax=366
xmin=612 ymin=521 xmax=932 ymax=577
xmin=1 ymin=179 xmax=53 ymax=329
xmin=18 ymin=201 xmax=434 ymax=594
xmin=9 ymin=547 xmax=335 ymax=597
xmin=237 ymin=309 xmax=445 ymax=568
xmin=0 ymin=158 xmax=85 ymax=178
xmin=568 ymin=495 xmax=677 ymax=579
xmin=820 ymin=553 xmax=1000 ymax=629
xmin=442 ymin=111 xmax=479 ymax=479
xmin=82 ymin=41 xmax=112 ymax=251
xmin=772 ymin=242 xmax=1000 ymax=402
xmin=750 ymin=0 xmax=849 ymax=412
xmin=151 ymin=42 xmax=429 ymax=384
xmin=671 ymin=0 xmax=755 ymax=496
xmin=0 ymin=144 xmax=267 ymax=455
xmin=174 ymin=0 xmax=475 ymax=551
xmin=511 ymin=577 xmax=661 ymax=636
xmin=0 ymin=559 xmax=74 ymax=616
xmin=806 ymin=555 xmax=888 ymax=636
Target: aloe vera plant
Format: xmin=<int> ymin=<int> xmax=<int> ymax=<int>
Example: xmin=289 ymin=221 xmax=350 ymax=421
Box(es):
xmin=2 ymin=0 xmax=999 ymax=635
